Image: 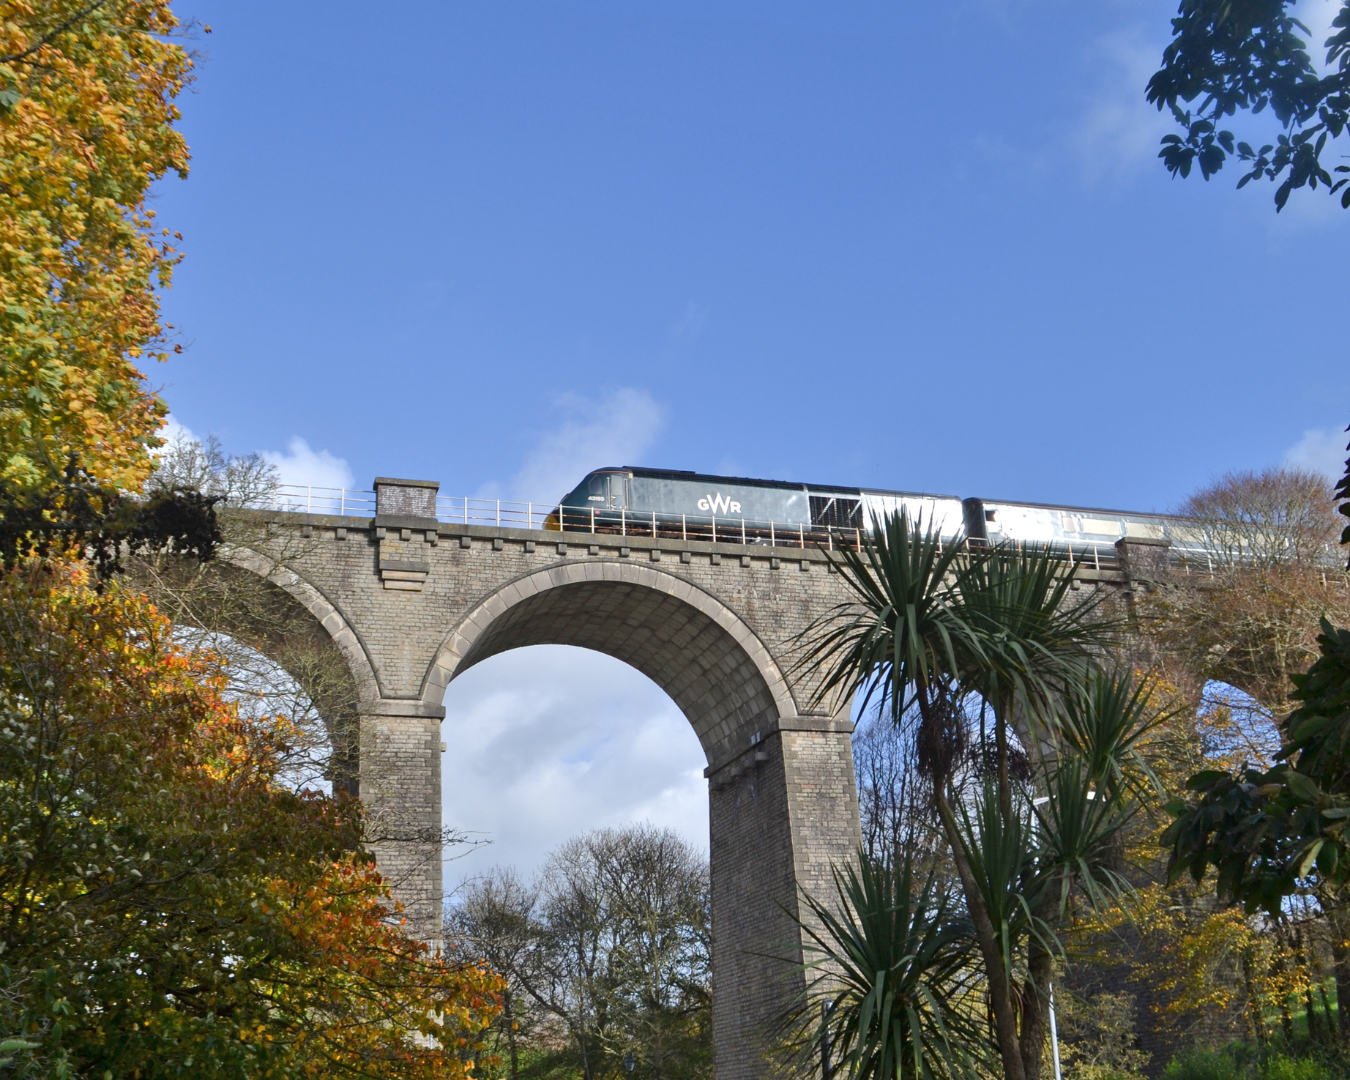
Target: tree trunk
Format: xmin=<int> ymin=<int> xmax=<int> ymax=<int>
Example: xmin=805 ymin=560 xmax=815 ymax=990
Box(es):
xmin=1328 ymin=905 xmax=1350 ymax=1043
xmin=996 ymin=692 xmax=1012 ymax=822
xmin=1019 ymin=896 xmax=1056 ymax=1080
xmin=934 ymin=788 xmax=1028 ymax=1080
xmin=1242 ymin=946 xmax=1266 ymax=1044
xmin=504 ymin=990 xmax=519 ymax=1080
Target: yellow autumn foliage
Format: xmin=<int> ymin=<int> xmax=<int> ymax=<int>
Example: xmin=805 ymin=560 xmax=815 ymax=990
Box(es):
xmin=0 ymin=0 xmax=191 ymax=498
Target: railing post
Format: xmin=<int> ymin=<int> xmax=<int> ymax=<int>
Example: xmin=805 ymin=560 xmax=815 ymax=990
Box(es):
xmin=591 ymin=506 xmax=595 ymax=534
xmin=528 ymin=502 xmax=532 ymax=529
xmin=621 ymin=509 xmax=626 ymax=537
xmin=463 ymin=498 xmax=468 ymax=525
xmin=770 ymin=521 xmax=775 ymax=547
xmin=652 ymin=510 xmax=656 ymax=538
xmin=799 ymin=523 xmax=804 ymax=548
xmin=682 ymin=514 xmax=686 ymax=541
xmin=496 ymin=500 xmax=501 ymax=527
xmin=307 ymin=486 xmax=312 ymax=513
xmin=340 ymin=488 xmax=346 ymax=516
xmin=741 ymin=519 xmax=746 ymax=545
xmin=712 ymin=516 xmax=716 ymax=544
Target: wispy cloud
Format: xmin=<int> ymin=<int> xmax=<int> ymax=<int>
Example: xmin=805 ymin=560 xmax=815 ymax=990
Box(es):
xmin=262 ymin=437 xmax=356 ymax=490
xmin=1070 ymin=30 xmax=1173 ymax=183
xmin=668 ymin=302 xmax=708 ymax=343
xmin=509 ymin=389 xmax=667 ymax=503
xmin=1284 ymin=427 xmax=1348 ymax=480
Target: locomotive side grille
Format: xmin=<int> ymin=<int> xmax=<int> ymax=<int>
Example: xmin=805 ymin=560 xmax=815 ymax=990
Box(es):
xmin=810 ymin=495 xmax=861 ymax=529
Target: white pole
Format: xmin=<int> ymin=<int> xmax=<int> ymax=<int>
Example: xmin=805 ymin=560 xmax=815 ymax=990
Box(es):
xmin=1049 ymin=983 xmax=1062 ymax=1080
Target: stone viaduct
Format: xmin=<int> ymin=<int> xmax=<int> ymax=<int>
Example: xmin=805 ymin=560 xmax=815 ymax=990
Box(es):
xmin=220 ymin=477 xmax=1168 ymax=1080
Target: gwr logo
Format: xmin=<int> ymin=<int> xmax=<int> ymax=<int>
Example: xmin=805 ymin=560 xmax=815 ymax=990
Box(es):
xmin=696 ymin=493 xmax=742 ymax=515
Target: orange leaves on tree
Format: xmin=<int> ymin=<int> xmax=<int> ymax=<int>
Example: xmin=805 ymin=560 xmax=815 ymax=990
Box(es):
xmin=0 ymin=558 xmax=502 ymax=1079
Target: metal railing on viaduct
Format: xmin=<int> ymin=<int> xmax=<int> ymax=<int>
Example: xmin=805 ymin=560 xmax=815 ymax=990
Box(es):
xmin=255 ymin=483 xmax=1242 ymax=575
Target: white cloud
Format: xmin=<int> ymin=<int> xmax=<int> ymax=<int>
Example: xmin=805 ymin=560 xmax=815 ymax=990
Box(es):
xmin=1071 ymin=30 xmax=1173 ymax=182
xmin=441 ymin=645 xmax=708 ymax=885
xmin=155 ymin=415 xmax=197 ymax=452
xmin=509 ymin=389 xmax=666 ymax=504
xmin=1284 ymin=427 xmax=1348 ymax=479
xmin=262 ymin=437 xmax=355 ymax=491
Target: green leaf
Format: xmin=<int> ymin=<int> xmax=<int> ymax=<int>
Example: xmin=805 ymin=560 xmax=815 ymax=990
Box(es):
xmin=1298 ymin=840 xmax=1325 ymax=880
xmin=1286 ymin=770 xmax=1323 ymax=803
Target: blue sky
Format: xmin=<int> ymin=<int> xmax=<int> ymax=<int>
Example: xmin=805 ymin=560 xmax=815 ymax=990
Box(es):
xmin=153 ymin=0 xmax=1349 ymax=881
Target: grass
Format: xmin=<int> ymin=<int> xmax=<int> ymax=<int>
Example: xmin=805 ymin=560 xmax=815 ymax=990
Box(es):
xmin=1161 ymin=1040 xmax=1350 ymax=1080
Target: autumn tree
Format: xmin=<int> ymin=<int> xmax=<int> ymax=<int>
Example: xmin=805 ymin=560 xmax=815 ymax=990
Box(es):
xmin=121 ymin=432 xmax=363 ymax=794
xmin=1 ymin=1 xmax=191 ymax=498
xmin=448 ymin=870 xmax=543 ymax=1080
xmin=1146 ymin=467 xmax=1350 ymax=720
xmin=0 ymin=558 xmax=501 ymax=1079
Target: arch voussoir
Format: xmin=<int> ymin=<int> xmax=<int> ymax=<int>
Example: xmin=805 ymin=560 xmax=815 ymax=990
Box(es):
xmin=421 ymin=561 xmax=798 ymax=763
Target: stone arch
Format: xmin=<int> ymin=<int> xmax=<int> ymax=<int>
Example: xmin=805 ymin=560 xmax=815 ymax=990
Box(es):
xmin=220 ymin=546 xmax=381 ymax=706
xmin=182 ymin=547 xmax=382 ymax=794
xmin=414 ymin=560 xmax=857 ymax=1080
xmin=420 ymin=561 xmax=800 ymax=765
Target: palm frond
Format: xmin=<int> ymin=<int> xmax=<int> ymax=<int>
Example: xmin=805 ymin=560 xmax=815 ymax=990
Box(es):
xmin=949 ymin=542 xmax=1119 ymax=765
xmin=1053 ymin=666 xmax=1169 ymax=800
xmin=779 ymin=852 xmax=991 ymax=1080
xmin=793 ymin=511 xmax=975 ymax=726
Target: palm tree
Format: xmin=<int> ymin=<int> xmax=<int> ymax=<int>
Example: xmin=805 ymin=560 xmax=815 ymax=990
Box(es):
xmin=948 ymin=542 xmax=1115 ymax=818
xmin=779 ymin=852 xmax=989 ymax=1080
xmin=793 ymin=511 xmax=1152 ymax=1080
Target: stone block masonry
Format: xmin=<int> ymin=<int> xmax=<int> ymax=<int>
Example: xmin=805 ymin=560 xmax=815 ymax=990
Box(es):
xmin=219 ymin=479 xmax=1141 ymax=1080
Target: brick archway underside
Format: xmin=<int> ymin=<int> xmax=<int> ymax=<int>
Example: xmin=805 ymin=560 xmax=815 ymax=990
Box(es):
xmin=451 ymin=579 xmax=782 ymax=764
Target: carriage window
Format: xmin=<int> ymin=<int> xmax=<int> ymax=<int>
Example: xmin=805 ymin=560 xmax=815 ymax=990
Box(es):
xmin=588 ymin=475 xmax=608 ymax=496
xmin=810 ymin=495 xmax=861 ymax=529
